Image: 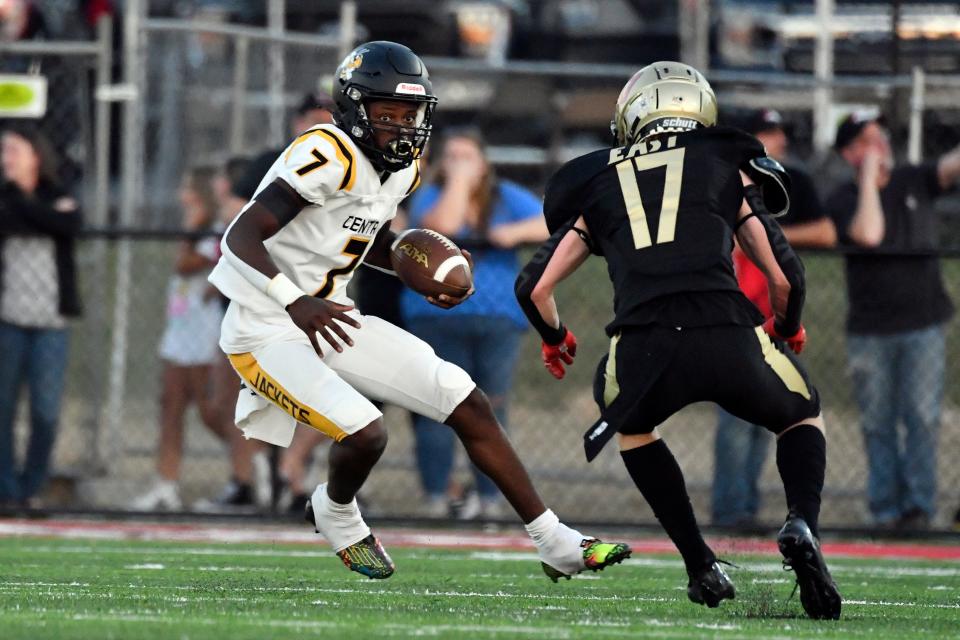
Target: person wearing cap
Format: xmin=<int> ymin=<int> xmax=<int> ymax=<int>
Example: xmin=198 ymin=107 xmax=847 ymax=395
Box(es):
xmin=711 ymin=109 xmax=836 ymax=528
xmin=826 ymin=112 xmax=960 ymax=530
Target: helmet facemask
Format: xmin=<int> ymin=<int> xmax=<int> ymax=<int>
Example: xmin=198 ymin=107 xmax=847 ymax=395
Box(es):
xmin=332 ymin=42 xmax=439 ymax=172
xmin=338 ymin=86 xmax=437 ymax=172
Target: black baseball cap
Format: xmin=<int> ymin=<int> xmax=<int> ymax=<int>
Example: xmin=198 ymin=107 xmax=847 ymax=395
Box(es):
xmin=834 ymin=110 xmax=885 ymax=150
xmin=295 ymin=91 xmax=336 ymax=115
xmin=744 ymin=108 xmax=784 ymax=135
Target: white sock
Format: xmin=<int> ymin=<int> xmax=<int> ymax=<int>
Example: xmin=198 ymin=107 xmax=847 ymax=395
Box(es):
xmin=312 ymin=484 xmax=370 ymax=552
xmin=526 ymin=509 xmax=587 ymax=574
xmin=525 ymin=509 xmax=561 ymax=546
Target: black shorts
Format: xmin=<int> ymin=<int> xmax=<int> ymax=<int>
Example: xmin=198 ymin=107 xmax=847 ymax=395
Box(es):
xmin=593 ymin=324 xmax=821 ymax=436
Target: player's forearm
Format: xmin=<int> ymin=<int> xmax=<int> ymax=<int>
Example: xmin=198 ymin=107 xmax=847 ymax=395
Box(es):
xmin=516 ymin=223 xmax=590 ymax=343
xmin=530 ymin=283 xmax=560 ymax=330
xmin=221 ymin=199 xmax=306 ymax=308
xmin=736 ymin=210 xmax=805 ymax=335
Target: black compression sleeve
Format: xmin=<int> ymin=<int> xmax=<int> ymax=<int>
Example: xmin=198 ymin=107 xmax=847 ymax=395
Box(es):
xmin=254 ymin=178 xmax=308 ymax=227
xmin=744 ymin=184 xmax=806 ymax=335
xmin=515 ymin=222 xmax=574 ymax=345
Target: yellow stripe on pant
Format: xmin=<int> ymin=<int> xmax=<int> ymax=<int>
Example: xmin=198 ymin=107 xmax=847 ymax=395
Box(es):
xmin=753 ymin=327 xmax=812 ymax=400
xmin=228 ymin=352 xmax=349 ymax=441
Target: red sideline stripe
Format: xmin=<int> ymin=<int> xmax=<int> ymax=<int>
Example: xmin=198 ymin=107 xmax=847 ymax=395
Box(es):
xmin=0 ymin=519 xmax=958 ymax=561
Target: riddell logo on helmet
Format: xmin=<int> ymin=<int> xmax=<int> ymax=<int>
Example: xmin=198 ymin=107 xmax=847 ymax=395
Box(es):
xmin=396 ymin=83 xmax=426 ymax=95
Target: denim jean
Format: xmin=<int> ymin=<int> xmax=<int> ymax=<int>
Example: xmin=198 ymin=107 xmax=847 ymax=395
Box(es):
xmin=711 ymin=407 xmax=772 ymax=525
xmin=407 ymin=315 xmax=523 ymax=499
xmin=847 ymin=325 xmax=945 ymax=523
xmin=0 ymin=321 xmax=69 ymax=501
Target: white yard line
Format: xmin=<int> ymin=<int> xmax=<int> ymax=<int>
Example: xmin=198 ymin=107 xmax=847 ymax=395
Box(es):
xmin=14 ymin=543 xmax=960 ymax=580
xmin=845 ymin=599 xmax=960 ymax=610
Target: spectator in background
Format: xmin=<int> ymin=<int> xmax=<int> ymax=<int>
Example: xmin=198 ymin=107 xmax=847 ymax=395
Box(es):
xmin=0 ymin=123 xmax=81 ymax=508
xmin=401 ymin=129 xmax=548 ymax=519
xmin=131 ymin=167 xmax=231 ymax=511
xmin=0 ymin=0 xmax=46 ymax=43
xmin=711 ymin=109 xmax=836 ymax=527
xmin=826 ymin=112 xmax=960 ymax=530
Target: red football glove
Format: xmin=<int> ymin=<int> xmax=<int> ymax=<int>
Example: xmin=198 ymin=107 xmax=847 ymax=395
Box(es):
xmin=542 ymin=328 xmax=578 ymax=379
xmin=763 ymin=317 xmax=806 ymax=354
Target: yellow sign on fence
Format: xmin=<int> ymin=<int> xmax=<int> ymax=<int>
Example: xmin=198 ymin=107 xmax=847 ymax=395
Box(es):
xmin=0 ymin=74 xmax=47 ymax=118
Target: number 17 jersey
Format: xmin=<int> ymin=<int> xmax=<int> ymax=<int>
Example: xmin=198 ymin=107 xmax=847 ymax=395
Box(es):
xmin=544 ymin=126 xmax=767 ymax=335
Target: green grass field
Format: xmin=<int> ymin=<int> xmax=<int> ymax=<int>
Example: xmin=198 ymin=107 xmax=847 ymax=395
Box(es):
xmin=1 ymin=536 xmax=958 ymax=640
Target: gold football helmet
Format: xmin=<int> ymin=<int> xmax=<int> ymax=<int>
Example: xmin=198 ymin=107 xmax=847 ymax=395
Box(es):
xmin=611 ymin=61 xmax=718 ymax=146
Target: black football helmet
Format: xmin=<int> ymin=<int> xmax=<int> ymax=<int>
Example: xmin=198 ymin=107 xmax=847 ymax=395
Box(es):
xmin=333 ymin=41 xmax=438 ymax=172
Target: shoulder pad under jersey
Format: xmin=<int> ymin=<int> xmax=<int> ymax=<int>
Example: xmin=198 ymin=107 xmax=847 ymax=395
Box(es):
xmin=543 ymin=149 xmax=611 ymax=235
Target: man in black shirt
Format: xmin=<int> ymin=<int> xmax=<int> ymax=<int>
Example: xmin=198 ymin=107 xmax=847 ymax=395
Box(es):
xmin=516 ymin=62 xmax=841 ymax=620
xmin=712 ymin=109 xmax=836 ymax=528
xmin=826 ymin=112 xmax=960 ymax=530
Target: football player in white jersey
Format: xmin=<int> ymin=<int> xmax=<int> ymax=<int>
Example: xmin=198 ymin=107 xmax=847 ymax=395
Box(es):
xmin=208 ymin=41 xmax=631 ymax=580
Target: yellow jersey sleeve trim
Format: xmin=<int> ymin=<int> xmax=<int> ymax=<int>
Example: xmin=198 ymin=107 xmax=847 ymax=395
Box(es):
xmin=405 ymin=160 xmax=421 ymax=196
xmin=315 ymin=129 xmax=357 ymax=192
xmin=227 ymin=352 xmax=349 ymax=442
xmin=284 ymin=128 xmax=325 ymax=163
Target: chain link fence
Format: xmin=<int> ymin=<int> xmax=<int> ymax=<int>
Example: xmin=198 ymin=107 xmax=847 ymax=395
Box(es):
xmin=2 ymin=236 xmax=949 ymax=528
xmin=3 ymin=14 xmax=960 ymax=530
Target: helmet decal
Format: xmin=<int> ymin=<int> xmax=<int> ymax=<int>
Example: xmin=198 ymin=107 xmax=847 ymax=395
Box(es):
xmin=338 ymin=48 xmax=368 ymax=82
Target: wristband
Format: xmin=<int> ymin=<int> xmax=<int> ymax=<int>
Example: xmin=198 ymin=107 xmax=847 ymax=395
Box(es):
xmin=266 ymin=273 xmax=306 ymax=309
xmin=542 ymin=323 xmax=568 ymax=346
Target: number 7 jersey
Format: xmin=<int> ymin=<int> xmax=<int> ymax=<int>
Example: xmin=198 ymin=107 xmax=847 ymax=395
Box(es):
xmin=209 ymin=123 xmax=421 ymax=352
xmin=543 ymin=126 xmax=768 ymax=335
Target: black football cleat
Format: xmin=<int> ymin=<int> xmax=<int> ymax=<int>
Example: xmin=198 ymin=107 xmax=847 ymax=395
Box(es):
xmin=687 ymin=561 xmax=736 ymax=608
xmin=778 ymin=514 xmax=842 ymax=620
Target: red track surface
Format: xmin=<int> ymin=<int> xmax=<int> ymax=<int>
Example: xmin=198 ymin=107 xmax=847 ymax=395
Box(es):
xmin=1 ymin=518 xmax=958 ymax=561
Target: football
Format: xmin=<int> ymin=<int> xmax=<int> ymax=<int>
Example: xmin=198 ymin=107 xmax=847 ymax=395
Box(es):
xmin=390 ymin=228 xmax=473 ymax=299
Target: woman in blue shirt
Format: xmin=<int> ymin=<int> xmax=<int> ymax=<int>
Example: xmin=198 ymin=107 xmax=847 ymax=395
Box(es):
xmin=402 ymin=130 xmax=547 ymax=519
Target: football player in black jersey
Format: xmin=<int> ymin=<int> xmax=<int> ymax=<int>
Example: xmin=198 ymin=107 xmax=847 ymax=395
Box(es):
xmin=515 ymin=62 xmax=841 ymax=620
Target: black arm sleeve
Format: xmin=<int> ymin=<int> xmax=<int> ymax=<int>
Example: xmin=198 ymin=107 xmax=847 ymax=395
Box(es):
xmin=744 ymin=183 xmax=805 ymax=335
xmin=514 ymin=220 xmax=575 ymax=345
xmin=254 ymin=178 xmax=308 ymax=227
